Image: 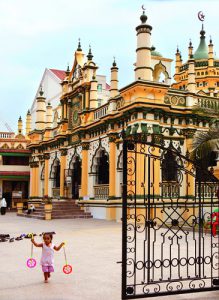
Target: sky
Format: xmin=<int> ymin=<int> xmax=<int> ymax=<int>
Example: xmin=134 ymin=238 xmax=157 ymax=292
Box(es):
xmin=0 ymin=0 xmax=218 ymax=131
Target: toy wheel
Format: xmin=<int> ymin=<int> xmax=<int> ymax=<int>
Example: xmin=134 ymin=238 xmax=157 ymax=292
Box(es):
xmin=27 ymin=258 xmax=37 ymax=268
xmin=63 ymin=264 xmax=72 ymax=274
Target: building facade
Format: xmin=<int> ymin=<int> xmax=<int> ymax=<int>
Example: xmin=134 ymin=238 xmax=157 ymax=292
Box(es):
xmin=27 ymin=11 xmax=219 ymax=220
xmin=0 ymin=118 xmax=30 ymax=208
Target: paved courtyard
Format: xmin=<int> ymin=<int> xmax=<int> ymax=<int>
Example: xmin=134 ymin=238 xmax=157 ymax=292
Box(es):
xmin=0 ymin=213 xmax=218 ymax=300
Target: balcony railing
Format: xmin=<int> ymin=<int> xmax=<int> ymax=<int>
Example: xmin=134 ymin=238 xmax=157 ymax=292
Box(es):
xmin=161 ymin=182 xmax=180 ymax=198
xmin=94 ymin=105 xmax=108 ymax=120
xmin=0 ymin=132 xmax=15 ymax=139
xmin=196 ymin=182 xmax=218 ymax=199
xmin=94 ymin=184 xmax=109 ymax=199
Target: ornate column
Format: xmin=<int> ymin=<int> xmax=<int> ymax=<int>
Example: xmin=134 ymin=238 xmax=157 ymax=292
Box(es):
xmin=35 ymin=161 xmax=39 ymax=198
xmin=107 ymin=134 xmax=117 ymax=220
xmin=60 ymin=149 xmax=67 ymax=199
xmin=44 ymin=153 xmax=50 ymax=197
xmin=29 ymin=161 xmax=36 ymax=198
xmin=81 ymin=142 xmax=89 ymax=199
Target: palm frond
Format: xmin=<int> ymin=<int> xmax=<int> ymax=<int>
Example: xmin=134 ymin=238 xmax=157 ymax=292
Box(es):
xmin=190 ymin=128 xmax=219 ymax=161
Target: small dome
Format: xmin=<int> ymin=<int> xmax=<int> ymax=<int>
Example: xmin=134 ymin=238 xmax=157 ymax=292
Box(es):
xmin=151 ymin=46 xmax=163 ymax=57
xmin=194 ymin=25 xmax=208 ymax=60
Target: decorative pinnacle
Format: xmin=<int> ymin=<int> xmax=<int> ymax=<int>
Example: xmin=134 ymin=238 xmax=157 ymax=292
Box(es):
xmin=87 ymin=45 xmax=93 ymax=61
xmin=200 ymin=23 xmax=205 ymax=38
xmin=39 ymin=85 xmax=44 ymax=96
xmin=140 ymin=8 xmax=147 ymax=24
xmin=66 ymin=63 xmax=70 ymax=73
xmin=19 ymin=116 xmax=22 ymax=121
xmin=27 ymin=110 xmax=30 ymax=115
xmin=112 ymin=56 xmax=117 ymax=67
xmin=209 ymin=35 xmax=213 ymax=44
xmin=176 ymin=45 xmax=179 ymax=54
xmin=189 ymin=39 xmax=193 ymax=47
xmin=77 ymin=38 xmax=82 ymax=51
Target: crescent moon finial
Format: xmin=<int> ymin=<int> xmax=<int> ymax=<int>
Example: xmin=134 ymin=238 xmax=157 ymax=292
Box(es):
xmin=142 ymin=5 xmax=146 ymax=11
xmin=198 ymin=11 xmax=205 ymax=22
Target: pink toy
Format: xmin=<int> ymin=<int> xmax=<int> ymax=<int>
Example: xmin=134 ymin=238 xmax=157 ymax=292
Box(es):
xmin=27 ymin=235 xmax=37 ymax=268
xmin=62 ymin=244 xmax=72 ymax=274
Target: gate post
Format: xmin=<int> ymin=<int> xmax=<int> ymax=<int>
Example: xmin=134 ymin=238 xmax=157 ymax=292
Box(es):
xmin=122 ymin=138 xmax=127 ymax=299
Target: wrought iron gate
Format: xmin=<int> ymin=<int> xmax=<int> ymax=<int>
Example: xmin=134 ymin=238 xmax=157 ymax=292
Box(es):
xmin=122 ymin=135 xmax=219 ymax=299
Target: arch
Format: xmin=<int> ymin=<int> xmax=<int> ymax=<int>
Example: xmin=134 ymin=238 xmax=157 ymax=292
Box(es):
xmin=153 ymin=61 xmax=169 ymax=83
xmin=68 ymin=151 xmax=82 ymax=199
xmin=91 ymin=146 xmax=109 ymax=184
xmin=16 ymin=144 xmax=24 ymax=150
xmin=49 ymin=154 xmax=60 ymax=188
xmin=117 ymin=150 xmax=123 ymax=170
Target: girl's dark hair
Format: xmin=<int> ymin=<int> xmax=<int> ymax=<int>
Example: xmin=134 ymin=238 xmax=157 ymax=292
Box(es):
xmin=43 ymin=232 xmax=53 ymax=240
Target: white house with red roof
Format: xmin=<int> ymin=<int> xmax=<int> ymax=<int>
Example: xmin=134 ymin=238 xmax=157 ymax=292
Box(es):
xmin=30 ymin=68 xmax=66 ymax=130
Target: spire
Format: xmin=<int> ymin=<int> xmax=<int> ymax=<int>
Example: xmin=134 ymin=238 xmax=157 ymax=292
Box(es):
xmin=39 ymin=85 xmax=44 ymax=96
xmin=188 ymin=39 xmax=193 ymax=58
xmin=140 ymin=10 xmax=147 ymax=24
xmin=112 ymin=56 xmax=117 ymax=67
xmin=87 ymin=45 xmax=93 ymax=61
xmin=208 ymin=35 xmax=214 ymax=67
xmin=77 ymin=38 xmax=82 ymax=51
xmin=66 ymin=63 xmax=70 ymax=75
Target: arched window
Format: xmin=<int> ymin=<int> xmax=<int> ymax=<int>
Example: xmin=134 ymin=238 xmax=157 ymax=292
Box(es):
xmin=96 ymin=150 xmax=109 ymax=184
xmin=162 ymin=150 xmax=178 ymax=182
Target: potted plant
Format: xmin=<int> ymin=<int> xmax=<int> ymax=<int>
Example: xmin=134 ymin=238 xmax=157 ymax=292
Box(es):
xmin=43 ymin=195 xmax=52 ymax=220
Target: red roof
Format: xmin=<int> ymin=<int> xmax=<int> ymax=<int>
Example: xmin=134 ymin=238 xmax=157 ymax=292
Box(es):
xmin=106 ymin=83 xmax=110 ymax=91
xmin=49 ymin=69 xmax=66 ymax=81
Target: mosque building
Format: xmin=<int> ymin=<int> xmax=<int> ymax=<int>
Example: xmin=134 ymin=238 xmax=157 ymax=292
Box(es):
xmin=21 ymin=10 xmax=219 ymax=220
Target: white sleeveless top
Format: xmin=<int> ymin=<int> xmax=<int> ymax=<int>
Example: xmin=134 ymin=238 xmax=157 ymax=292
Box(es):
xmin=40 ymin=243 xmax=54 ymax=266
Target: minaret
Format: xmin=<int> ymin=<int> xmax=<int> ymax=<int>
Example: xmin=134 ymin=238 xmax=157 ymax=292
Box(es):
xmin=110 ymin=58 xmax=119 ymax=98
xmin=90 ymin=75 xmax=98 ymax=109
xmin=135 ymin=9 xmax=153 ymax=81
xmin=18 ymin=116 xmax=23 ymax=135
xmin=187 ymin=52 xmax=196 ymax=93
xmin=25 ymin=110 xmax=32 ymax=136
xmin=208 ymin=36 xmax=214 ymax=67
xmin=175 ymin=47 xmax=181 ymax=74
xmin=188 ymin=40 xmax=193 ymax=58
xmin=35 ymin=86 xmax=46 ymax=130
xmin=46 ymin=102 xmax=53 ymax=128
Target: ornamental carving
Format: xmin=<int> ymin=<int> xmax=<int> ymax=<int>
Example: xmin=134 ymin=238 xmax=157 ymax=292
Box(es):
xmin=81 ymin=142 xmax=90 ymax=150
xmin=44 ymin=153 xmax=50 ymax=160
xmin=164 ymin=95 xmax=186 ymax=107
xmin=60 ymin=148 xmax=68 ymax=156
xmin=108 ymin=133 xmax=118 ymax=143
xmin=182 ymin=128 xmax=196 ymax=139
xmin=30 ymin=161 xmax=39 ymax=168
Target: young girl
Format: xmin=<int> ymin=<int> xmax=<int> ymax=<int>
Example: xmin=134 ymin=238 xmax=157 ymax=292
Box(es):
xmin=31 ymin=233 xmax=65 ymax=283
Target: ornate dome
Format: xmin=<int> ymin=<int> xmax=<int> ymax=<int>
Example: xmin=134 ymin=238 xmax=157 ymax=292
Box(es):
xmin=151 ymin=46 xmax=163 ymax=57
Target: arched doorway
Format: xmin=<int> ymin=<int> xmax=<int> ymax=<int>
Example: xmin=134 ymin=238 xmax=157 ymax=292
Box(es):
xmin=71 ymin=156 xmax=81 ymax=199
